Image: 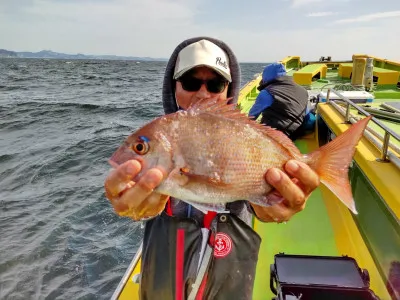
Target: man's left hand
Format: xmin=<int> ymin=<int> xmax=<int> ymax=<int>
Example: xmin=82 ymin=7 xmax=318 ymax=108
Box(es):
xmin=251 ymin=160 xmax=319 ymax=223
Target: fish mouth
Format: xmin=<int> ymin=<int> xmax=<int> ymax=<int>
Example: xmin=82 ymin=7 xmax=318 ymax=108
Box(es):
xmin=108 ymin=159 xmax=120 ymax=169
xmin=108 ymin=149 xmax=145 ymax=170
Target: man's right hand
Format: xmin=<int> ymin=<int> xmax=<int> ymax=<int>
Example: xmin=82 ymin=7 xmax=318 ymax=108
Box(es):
xmin=104 ymin=160 xmax=169 ymax=221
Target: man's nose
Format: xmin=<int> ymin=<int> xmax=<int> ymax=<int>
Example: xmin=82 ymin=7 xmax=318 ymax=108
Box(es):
xmin=195 ymin=84 xmax=211 ymax=98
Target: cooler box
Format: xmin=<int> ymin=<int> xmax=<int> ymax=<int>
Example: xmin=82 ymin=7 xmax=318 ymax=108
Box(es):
xmin=270 ymin=253 xmax=380 ymax=300
xmin=319 ymin=91 xmax=374 ymax=103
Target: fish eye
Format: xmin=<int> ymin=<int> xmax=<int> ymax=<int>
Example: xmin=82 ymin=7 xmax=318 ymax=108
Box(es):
xmin=132 ymin=141 xmax=149 ymax=155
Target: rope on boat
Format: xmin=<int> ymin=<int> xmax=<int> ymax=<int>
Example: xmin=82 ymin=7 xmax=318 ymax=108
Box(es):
xmin=320 ymin=82 xmax=376 ymax=92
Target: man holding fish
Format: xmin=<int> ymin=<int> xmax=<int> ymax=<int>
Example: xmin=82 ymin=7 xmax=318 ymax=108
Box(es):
xmin=104 ymin=37 xmax=369 ymax=299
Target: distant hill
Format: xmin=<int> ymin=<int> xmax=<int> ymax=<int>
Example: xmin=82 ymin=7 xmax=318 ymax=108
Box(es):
xmin=0 ymin=49 xmax=18 ymax=57
xmin=0 ymin=49 xmax=167 ymax=61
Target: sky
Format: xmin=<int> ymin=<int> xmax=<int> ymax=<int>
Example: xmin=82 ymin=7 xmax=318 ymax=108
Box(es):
xmin=1 ymin=0 xmax=400 ymax=62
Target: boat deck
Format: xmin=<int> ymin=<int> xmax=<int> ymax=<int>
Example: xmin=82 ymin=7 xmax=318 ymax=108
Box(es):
xmin=252 ymin=137 xmax=392 ymax=299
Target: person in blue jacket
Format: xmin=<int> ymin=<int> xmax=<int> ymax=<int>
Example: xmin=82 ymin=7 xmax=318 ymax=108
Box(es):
xmin=249 ymin=62 xmax=315 ymax=140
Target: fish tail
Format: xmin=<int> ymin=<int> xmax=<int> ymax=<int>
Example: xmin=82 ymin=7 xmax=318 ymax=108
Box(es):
xmin=307 ymin=116 xmax=372 ymax=214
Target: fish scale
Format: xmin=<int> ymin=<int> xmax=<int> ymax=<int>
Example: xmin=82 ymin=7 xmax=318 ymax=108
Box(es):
xmin=173 ymin=113 xmax=277 ymax=197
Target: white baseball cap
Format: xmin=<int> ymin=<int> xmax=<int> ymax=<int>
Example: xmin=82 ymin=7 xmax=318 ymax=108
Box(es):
xmin=173 ymin=39 xmax=231 ymax=82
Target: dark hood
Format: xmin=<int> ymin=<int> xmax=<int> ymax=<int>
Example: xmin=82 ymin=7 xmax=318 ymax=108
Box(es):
xmin=162 ymin=36 xmax=241 ymax=114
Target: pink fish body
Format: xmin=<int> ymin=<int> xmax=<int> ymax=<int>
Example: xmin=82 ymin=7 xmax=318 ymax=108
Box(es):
xmin=109 ymin=99 xmax=371 ymax=214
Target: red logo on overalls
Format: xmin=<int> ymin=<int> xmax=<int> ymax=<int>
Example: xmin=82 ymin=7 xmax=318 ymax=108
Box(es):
xmin=213 ymin=232 xmax=232 ymax=258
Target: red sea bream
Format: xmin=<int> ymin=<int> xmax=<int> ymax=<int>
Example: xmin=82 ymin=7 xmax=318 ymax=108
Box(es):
xmin=109 ymin=99 xmax=371 ymax=214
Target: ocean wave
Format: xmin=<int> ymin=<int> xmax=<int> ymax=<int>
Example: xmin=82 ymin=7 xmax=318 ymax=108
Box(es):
xmin=0 ymin=85 xmax=29 ymax=91
xmin=12 ymin=100 xmax=153 ymax=113
xmin=82 ymin=74 xmax=98 ymax=80
xmin=14 ymin=100 xmax=103 ymax=110
xmin=0 ymin=153 xmax=17 ymax=163
xmin=0 ymin=118 xmax=38 ymax=130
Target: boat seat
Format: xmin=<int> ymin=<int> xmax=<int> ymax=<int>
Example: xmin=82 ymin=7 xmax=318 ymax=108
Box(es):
xmin=339 ymin=64 xmax=400 ymax=85
xmin=373 ymin=67 xmax=400 ymax=85
xmin=293 ymin=64 xmax=327 ymax=85
xmin=338 ymin=63 xmax=353 ymax=79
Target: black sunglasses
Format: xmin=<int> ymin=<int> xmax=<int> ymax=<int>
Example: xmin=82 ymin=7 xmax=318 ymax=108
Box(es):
xmin=178 ymin=75 xmax=228 ymax=93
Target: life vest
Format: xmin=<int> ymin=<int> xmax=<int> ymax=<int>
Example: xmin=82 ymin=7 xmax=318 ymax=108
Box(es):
xmin=139 ymin=199 xmax=261 ymax=300
xmin=259 ymin=76 xmax=309 ymax=139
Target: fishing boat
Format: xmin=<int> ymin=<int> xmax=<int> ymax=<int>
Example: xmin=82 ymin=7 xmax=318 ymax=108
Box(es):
xmin=111 ymin=55 xmax=400 ymax=300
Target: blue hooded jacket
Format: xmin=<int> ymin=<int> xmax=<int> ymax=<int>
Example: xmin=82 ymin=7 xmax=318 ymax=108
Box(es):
xmin=249 ymin=63 xmax=286 ymax=119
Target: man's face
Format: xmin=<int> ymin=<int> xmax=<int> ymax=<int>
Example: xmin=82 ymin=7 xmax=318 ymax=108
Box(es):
xmin=175 ymin=66 xmax=229 ymax=110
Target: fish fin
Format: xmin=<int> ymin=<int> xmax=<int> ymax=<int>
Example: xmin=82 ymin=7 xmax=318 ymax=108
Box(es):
xmin=187 ymin=97 xmax=234 ymax=113
xmin=169 ymin=167 xmax=190 ymax=186
xmin=187 ymin=98 xmax=301 ymax=157
xmin=179 ymin=167 xmax=229 ymax=187
xmin=307 ymin=116 xmax=372 ymax=214
xmin=185 ymin=201 xmax=228 ymax=214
